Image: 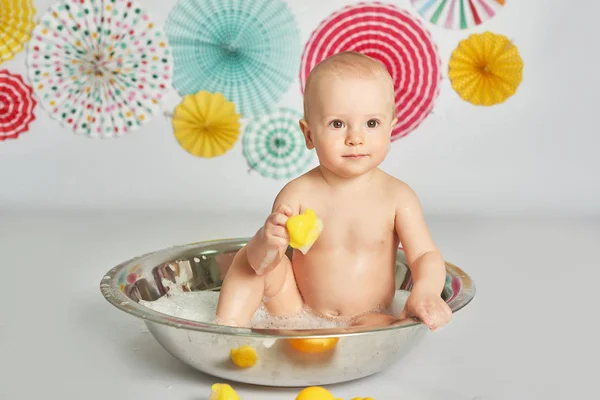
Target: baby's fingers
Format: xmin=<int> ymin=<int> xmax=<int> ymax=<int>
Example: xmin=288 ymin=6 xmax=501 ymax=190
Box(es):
xmin=274 ymin=204 xmax=294 ymax=218
xmin=399 ymin=297 xmax=451 ymax=331
xmin=406 ymin=303 xmax=437 ymax=330
xmin=427 ymin=303 xmax=452 ymax=332
xmin=268 ymin=204 xmax=294 ymax=226
xmin=268 ymin=211 xmax=289 ymax=227
xmin=435 ymin=302 xmax=453 ymax=328
xmin=268 ymin=225 xmax=289 ymax=240
xmin=417 ymin=308 xmax=436 ymax=330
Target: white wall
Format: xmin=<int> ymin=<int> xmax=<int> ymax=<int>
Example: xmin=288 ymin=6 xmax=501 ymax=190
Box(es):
xmin=1 ymin=0 xmax=598 ymax=217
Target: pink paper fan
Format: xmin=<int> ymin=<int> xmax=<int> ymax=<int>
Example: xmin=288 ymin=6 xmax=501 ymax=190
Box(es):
xmin=0 ymin=69 xmax=36 ymax=141
xmin=300 ymin=2 xmax=442 ymax=140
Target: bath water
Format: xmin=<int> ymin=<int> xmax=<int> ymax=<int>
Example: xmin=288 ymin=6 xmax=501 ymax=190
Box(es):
xmin=140 ymin=289 xmax=411 ymax=330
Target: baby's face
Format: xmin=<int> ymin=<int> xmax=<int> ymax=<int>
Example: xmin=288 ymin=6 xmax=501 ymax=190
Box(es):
xmin=301 ymin=74 xmax=397 ymax=178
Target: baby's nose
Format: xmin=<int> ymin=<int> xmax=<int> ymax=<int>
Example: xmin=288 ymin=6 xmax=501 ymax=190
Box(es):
xmin=345 ymin=130 xmax=364 ymax=145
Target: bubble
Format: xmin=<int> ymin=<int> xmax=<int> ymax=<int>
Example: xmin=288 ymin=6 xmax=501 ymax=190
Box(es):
xmin=249 ymin=303 xmax=349 ymax=330
xmin=140 ymin=287 xmax=410 ymax=330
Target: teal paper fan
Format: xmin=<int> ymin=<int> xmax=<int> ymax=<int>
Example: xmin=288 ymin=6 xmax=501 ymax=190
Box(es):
xmin=243 ymin=107 xmax=315 ymax=180
xmin=165 ymin=0 xmax=301 ymax=117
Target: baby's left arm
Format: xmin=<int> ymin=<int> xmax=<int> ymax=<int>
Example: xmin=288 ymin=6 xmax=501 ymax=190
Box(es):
xmin=393 ymin=181 xmax=452 ymax=330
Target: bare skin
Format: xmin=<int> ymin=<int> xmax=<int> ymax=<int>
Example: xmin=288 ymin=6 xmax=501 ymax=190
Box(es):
xmin=216 ymin=52 xmax=452 ymax=331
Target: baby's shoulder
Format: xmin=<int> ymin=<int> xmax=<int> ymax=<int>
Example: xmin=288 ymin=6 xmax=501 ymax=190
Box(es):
xmin=273 ymin=168 xmax=320 ymax=211
xmin=281 ymin=168 xmax=319 ymax=193
xmin=377 ymin=170 xmax=419 ymax=202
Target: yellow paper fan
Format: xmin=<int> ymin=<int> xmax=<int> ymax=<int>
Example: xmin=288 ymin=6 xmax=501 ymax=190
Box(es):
xmin=448 ymin=31 xmax=523 ymax=106
xmin=172 ymin=91 xmax=241 ymax=158
xmin=0 ymin=0 xmax=36 ymax=64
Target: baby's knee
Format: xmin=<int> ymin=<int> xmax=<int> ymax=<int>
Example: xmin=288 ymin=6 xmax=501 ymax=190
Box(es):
xmin=263 ymin=256 xmax=294 ymax=299
xmin=226 ymin=246 xmax=264 ymax=277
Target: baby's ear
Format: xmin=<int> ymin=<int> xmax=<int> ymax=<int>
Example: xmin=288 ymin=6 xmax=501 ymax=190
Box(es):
xmin=299 ymin=119 xmax=314 ymax=150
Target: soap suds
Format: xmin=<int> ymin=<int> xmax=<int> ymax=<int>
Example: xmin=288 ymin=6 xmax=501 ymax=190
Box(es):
xmin=256 ymin=249 xmax=278 ymax=275
xmin=140 ymin=288 xmax=411 ymax=330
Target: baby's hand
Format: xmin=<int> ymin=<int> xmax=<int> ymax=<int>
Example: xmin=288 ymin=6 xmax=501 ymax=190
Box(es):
xmin=249 ymin=204 xmax=294 ymax=275
xmin=399 ymin=284 xmax=452 ymax=331
xmin=262 ymin=204 xmax=293 ymax=250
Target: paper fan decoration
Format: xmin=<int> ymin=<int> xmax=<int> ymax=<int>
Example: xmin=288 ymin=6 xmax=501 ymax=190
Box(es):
xmin=411 ymin=0 xmax=506 ymax=30
xmin=448 ymin=31 xmax=523 ymax=106
xmin=0 ymin=69 xmax=36 ymax=141
xmin=243 ymin=108 xmax=314 ymax=180
xmin=165 ymin=0 xmax=301 ymax=118
xmin=26 ymin=0 xmax=172 ymax=138
xmin=0 ymin=0 xmax=36 ymax=64
xmin=171 ymin=91 xmax=241 ymax=158
xmin=300 ymin=3 xmax=442 ymax=141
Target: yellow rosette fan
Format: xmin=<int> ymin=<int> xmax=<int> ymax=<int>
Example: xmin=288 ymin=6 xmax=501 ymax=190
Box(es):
xmin=0 ymin=0 xmax=36 ymax=64
xmin=448 ymin=31 xmax=523 ymax=106
xmin=171 ymin=91 xmax=241 ymax=158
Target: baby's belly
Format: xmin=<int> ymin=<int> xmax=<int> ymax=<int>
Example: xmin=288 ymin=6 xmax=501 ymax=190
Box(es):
xmin=292 ymin=248 xmax=397 ymax=318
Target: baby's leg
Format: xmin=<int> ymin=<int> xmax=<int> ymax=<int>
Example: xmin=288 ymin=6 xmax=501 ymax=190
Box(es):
xmin=351 ymin=312 xmax=399 ymax=328
xmin=215 ymin=246 xmax=303 ymax=327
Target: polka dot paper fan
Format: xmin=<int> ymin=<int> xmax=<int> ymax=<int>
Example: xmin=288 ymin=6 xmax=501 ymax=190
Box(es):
xmin=243 ymin=108 xmax=315 ymax=180
xmin=300 ymin=2 xmax=442 ymax=141
xmin=26 ymin=0 xmax=172 ymax=138
xmin=0 ymin=69 xmax=37 ymax=141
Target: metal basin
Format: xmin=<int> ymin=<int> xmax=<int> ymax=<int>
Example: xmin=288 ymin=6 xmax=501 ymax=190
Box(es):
xmin=100 ymin=238 xmax=475 ymax=387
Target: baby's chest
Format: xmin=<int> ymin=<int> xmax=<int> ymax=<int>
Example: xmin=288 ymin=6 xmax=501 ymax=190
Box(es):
xmin=316 ymin=207 xmax=395 ymax=249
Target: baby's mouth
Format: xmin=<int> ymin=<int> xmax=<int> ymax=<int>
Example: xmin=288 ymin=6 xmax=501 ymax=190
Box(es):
xmin=342 ymin=154 xmax=369 ymax=159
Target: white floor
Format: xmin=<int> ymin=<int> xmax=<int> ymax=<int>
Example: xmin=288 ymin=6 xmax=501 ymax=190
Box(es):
xmin=1 ymin=211 xmax=597 ymax=400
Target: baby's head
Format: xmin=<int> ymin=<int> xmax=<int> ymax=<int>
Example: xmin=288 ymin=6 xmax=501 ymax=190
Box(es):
xmin=300 ymin=51 xmax=397 ymax=179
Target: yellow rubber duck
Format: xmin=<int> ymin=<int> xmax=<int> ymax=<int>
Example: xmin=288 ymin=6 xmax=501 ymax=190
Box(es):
xmin=296 ymin=386 xmax=342 ymax=400
xmin=286 ymin=208 xmax=323 ymax=254
xmin=230 ymin=345 xmax=257 ymax=368
xmin=209 ymin=383 xmax=240 ymax=400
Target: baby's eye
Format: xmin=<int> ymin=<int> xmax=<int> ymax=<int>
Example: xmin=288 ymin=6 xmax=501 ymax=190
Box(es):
xmin=366 ymin=119 xmax=379 ymax=128
xmin=329 ymin=120 xmax=345 ymax=129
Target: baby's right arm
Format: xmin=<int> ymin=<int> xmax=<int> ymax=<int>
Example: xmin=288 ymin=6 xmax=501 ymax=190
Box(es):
xmin=245 ymin=184 xmax=300 ymax=275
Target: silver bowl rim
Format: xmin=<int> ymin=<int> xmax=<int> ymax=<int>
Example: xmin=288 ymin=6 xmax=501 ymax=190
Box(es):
xmin=100 ymin=237 xmax=476 ymax=338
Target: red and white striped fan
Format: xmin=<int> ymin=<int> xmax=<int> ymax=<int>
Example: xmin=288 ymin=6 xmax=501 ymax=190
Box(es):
xmin=0 ymin=69 xmax=36 ymax=141
xmin=300 ymin=2 xmax=442 ymax=141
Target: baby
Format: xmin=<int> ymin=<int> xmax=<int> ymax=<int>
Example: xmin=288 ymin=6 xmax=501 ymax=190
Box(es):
xmin=215 ymin=51 xmax=452 ymax=331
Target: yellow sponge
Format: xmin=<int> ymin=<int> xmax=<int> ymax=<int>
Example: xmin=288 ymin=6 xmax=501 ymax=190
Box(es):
xmin=286 ymin=208 xmax=323 ymax=254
